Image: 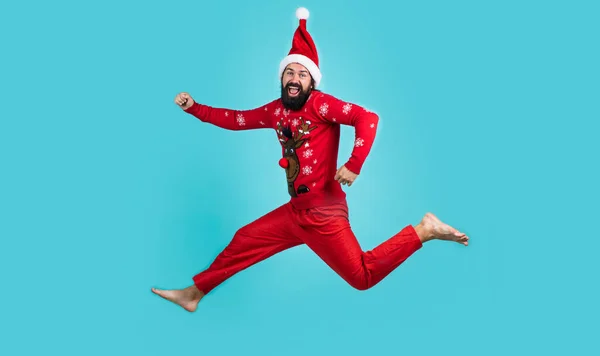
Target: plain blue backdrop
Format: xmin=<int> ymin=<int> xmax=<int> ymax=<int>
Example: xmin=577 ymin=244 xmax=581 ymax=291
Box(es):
xmin=1 ymin=0 xmax=598 ymax=355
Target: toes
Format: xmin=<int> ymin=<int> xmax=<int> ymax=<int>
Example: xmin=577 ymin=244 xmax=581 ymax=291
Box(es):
xmin=152 ymin=288 xmax=169 ymax=298
xmin=453 ymin=234 xmax=469 ymax=245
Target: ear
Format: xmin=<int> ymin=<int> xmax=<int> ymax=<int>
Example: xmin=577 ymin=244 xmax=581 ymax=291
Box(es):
xmin=295 ymin=139 xmax=305 ymax=148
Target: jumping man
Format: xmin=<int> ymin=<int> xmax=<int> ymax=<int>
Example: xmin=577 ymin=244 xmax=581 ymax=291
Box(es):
xmin=152 ymin=7 xmax=469 ymax=312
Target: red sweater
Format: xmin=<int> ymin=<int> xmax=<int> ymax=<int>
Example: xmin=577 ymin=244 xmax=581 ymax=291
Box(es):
xmin=184 ymin=91 xmax=379 ymax=210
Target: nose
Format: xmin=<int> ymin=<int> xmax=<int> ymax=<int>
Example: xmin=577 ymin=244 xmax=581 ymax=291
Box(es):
xmin=288 ymin=73 xmax=302 ymax=84
xmin=279 ymin=157 xmax=289 ymax=169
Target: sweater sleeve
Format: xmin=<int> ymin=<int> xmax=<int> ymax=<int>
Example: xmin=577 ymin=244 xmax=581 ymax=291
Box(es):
xmin=183 ymin=100 xmax=274 ymax=131
xmin=313 ymin=93 xmax=380 ymax=175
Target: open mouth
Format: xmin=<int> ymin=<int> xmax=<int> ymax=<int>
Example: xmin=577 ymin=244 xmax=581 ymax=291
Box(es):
xmin=287 ymin=86 xmax=301 ymax=96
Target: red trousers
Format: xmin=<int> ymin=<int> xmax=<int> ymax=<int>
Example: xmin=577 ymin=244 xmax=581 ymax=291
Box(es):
xmin=192 ymin=200 xmax=423 ymax=294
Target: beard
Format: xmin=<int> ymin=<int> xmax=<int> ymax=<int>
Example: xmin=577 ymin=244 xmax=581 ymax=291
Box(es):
xmin=281 ymin=82 xmax=312 ymax=111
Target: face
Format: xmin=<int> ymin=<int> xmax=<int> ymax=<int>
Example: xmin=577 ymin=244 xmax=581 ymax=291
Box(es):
xmin=281 ymin=63 xmax=314 ymax=111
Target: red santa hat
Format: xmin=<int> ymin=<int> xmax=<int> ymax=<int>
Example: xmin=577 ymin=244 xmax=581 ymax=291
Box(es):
xmin=279 ymin=7 xmax=322 ymax=87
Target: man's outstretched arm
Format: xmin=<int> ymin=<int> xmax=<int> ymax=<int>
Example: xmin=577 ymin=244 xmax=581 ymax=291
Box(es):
xmin=175 ymin=92 xmax=273 ymax=131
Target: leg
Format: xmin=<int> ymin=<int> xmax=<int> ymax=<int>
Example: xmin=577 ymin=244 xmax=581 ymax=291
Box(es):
xmin=152 ymin=203 xmax=302 ymax=311
xmin=192 ymin=203 xmax=302 ymax=294
xmin=299 ymin=207 xmax=421 ymax=291
xmin=297 ymin=202 xmax=468 ymax=291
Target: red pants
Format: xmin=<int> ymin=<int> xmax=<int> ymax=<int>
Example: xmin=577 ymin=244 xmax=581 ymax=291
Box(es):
xmin=192 ymin=200 xmax=423 ymax=294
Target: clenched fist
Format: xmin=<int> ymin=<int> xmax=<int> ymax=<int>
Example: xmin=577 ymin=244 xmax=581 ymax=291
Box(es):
xmin=174 ymin=92 xmax=194 ymax=110
xmin=334 ymin=165 xmax=358 ymax=187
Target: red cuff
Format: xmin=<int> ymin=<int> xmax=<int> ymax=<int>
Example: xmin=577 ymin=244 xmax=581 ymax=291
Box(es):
xmin=344 ymin=159 xmax=362 ymax=175
xmin=183 ymin=102 xmax=199 ymax=113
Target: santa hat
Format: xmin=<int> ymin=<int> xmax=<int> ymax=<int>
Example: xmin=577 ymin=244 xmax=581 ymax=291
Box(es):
xmin=279 ymin=7 xmax=322 ymax=87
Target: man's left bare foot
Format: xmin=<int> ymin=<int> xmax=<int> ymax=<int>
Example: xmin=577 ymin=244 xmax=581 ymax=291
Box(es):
xmin=151 ymin=285 xmax=204 ymax=312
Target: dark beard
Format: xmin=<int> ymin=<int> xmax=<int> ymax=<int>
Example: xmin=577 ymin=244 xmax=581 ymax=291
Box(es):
xmin=281 ymin=82 xmax=311 ymax=111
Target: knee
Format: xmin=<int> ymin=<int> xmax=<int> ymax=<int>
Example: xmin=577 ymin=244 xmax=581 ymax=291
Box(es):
xmin=234 ymin=226 xmax=247 ymax=238
xmin=352 ymin=283 xmax=371 ymax=291
xmin=352 ymin=283 xmax=370 ymax=291
xmin=234 ymin=224 xmax=255 ymax=239
xmin=346 ymin=274 xmax=371 ymax=291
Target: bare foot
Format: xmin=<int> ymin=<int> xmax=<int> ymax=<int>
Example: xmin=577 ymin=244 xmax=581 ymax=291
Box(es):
xmin=151 ymin=285 xmax=204 ymax=312
xmin=415 ymin=212 xmax=469 ymax=246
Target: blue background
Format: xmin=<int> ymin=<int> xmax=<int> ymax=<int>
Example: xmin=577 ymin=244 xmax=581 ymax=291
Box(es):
xmin=1 ymin=0 xmax=598 ymax=355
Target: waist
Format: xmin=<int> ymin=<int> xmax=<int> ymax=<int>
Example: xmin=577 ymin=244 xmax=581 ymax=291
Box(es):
xmin=289 ymin=185 xmax=346 ymax=210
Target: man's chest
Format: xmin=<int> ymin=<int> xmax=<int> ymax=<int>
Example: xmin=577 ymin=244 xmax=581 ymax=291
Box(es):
xmin=271 ymin=107 xmax=323 ymax=150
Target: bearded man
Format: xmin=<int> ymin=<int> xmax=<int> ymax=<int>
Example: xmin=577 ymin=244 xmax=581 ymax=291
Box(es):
xmin=152 ymin=7 xmax=469 ymax=312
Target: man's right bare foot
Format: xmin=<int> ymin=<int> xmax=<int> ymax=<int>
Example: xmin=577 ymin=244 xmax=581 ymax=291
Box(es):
xmin=415 ymin=212 xmax=469 ymax=246
xmin=151 ymin=285 xmax=204 ymax=312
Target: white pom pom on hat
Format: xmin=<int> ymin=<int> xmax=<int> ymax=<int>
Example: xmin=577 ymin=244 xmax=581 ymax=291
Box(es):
xmin=296 ymin=7 xmax=309 ymax=20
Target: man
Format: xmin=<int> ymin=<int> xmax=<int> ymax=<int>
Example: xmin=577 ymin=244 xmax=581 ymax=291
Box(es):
xmin=152 ymin=7 xmax=469 ymax=312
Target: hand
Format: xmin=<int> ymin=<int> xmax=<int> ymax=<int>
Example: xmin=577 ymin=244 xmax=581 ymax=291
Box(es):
xmin=174 ymin=92 xmax=194 ymax=110
xmin=334 ymin=165 xmax=358 ymax=187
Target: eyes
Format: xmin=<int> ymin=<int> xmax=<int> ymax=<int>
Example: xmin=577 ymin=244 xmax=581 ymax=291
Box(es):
xmin=286 ymin=70 xmax=307 ymax=79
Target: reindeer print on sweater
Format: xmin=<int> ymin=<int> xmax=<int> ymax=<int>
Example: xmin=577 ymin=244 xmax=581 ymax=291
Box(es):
xmin=276 ymin=116 xmax=317 ymax=197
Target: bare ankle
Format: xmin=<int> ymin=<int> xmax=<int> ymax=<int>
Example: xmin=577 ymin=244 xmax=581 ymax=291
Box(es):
xmin=186 ymin=285 xmax=204 ymax=300
xmin=414 ymin=223 xmax=432 ymax=243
